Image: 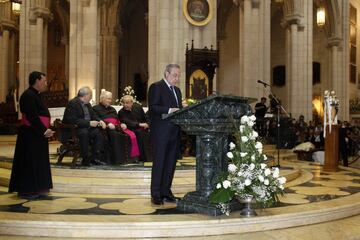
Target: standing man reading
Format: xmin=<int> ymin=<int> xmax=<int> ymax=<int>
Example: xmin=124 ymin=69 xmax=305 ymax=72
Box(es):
xmin=148 ymin=63 xmax=187 ymax=205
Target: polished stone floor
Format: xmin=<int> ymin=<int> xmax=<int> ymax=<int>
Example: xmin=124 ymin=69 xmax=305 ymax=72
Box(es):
xmin=0 ymin=135 xmax=360 ymax=239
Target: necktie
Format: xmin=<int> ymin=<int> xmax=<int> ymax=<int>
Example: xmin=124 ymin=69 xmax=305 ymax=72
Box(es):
xmin=170 ymin=86 xmax=179 ymax=107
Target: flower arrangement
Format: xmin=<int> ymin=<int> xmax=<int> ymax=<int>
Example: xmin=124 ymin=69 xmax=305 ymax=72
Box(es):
xmin=115 ymin=86 xmax=141 ymax=105
xmin=184 ymin=98 xmax=197 ymax=106
xmin=323 ymin=90 xmax=339 ymax=137
xmin=209 ymin=115 xmax=286 ymax=215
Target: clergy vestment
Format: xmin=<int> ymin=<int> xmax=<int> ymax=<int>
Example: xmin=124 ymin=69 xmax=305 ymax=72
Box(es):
xmin=9 ymin=87 xmax=53 ymax=194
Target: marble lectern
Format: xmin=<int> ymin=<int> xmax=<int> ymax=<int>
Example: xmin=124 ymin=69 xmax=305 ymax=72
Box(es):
xmin=163 ymin=94 xmax=255 ymax=215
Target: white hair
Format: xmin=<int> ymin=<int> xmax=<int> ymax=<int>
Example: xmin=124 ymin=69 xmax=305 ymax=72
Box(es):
xmin=99 ymin=90 xmax=112 ymax=101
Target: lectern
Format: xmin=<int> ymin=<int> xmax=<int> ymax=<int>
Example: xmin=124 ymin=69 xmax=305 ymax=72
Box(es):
xmin=323 ymin=125 xmax=339 ymax=172
xmin=163 ymin=94 xmax=255 ymax=215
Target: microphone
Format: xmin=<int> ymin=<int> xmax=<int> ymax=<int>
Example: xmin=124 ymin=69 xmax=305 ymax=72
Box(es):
xmin=257 ymin=80 xmax=270 ymax=86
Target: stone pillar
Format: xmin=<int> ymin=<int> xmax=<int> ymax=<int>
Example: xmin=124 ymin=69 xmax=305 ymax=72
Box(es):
xmin=69 ymin=0 xmax=98 ymax=101
xmin=0 ymin=30 xmax=10 ymax=102
xmin=282 ymin=0 xmax=313 ymax=120
xmin=19 ymin=0 xmax=51 ymax=97
xmin=0 ymin=1 xmax=18 ymax=103
xmin=148 ymin=0 xmax=217 ymax=94
xmin=239 ymin=0 xmax=270 ymax=101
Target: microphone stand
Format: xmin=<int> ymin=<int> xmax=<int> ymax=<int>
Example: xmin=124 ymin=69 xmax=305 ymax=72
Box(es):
xmin=258 ymin=83 xmax=290 ymax=169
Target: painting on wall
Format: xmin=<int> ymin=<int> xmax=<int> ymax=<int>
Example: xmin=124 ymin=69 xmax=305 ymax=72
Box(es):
xmin=183 ymin=0 xmax=213 ymax=26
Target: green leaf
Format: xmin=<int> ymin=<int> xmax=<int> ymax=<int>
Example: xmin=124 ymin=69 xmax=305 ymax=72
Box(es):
xmin=209 ymin=188 xmax=235 ymax=203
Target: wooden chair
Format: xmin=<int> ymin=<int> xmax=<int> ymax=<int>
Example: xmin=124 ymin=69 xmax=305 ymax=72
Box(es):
xmin=53 ymin=119 xmax=81 ymax=166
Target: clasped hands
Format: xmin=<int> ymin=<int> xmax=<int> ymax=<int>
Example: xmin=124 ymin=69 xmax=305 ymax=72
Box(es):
xmin=90 ymin=120 xmax=107 ymax=129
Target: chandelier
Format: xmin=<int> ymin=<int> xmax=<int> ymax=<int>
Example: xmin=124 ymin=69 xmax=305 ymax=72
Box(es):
xmin=317 ymin=7 xmax=326 ymax=27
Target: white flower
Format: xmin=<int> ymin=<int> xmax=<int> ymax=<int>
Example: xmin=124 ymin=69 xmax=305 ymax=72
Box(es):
xmin=227 ymin=152 xmax=234 ymax=159
xmin=255 ymin=142 xmax=263 ymax=149
xmin=272 ymin=168 xmax=280 ymax=178
xmin=251 ymin=154 xmax=256 ymax=161
xmin=240 ymin=152 xmax=248 ymax=157
xmin=237 ymin=171 xmax=243 ymax=176
xmin=241 ymin=136 xmax=249 ymax=142
xmin=278 ymin=177 xmax=287 ymax=185
xmin=244 ymin=179 xmax=251 ymax=186
xmin=216 ymin=183 xmax=221 ymax=189
xmin=229 ymin=142 xmax=236 ymax=150
xmin=250 ymin=131 xmax=258 ymax=139
xmin=263 ymin=154 xmax=267 ymax=161
xmin=241 ymin=115 xmax=249 ymax=124
xmin=228 ymin=164 xmax=237 ymax=173
xmin=239 ymin=125 xmax=245 ymax=133
xmin=264 ymin=168 xmax=271 ymax=176
xmin=223 ymin=180 xmax=231 ymax=189
xmin=258 ymin=175 xmax=264 ymax=182
xmin=249 ymin=163 xmax=255 ymax=170
xmin=260 ymin=163 xmax=267 ymax=169
xmin=248 ymin=121 xmax=255 ymax=127
xmin=249 ymin=115 xmax=256 ymax=121
xmin=264 ymin=179 xmax=269 ymax=185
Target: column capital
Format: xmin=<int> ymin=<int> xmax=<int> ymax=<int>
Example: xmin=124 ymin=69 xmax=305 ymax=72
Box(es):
xmin=0 ymin=19 xmax=18 ymax=33
xmin=233 ymin=0 xmax=260 ymax=8
xmin=327 ymin=37 xmax=342 ymax=48
xmin=29 ymin=6 xmax=53 ymax=24
xmin=81 ymin=0 xmax=91 ymax=7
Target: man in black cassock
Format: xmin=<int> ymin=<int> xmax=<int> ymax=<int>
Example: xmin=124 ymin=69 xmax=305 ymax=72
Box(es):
xmin=93 ymin=91 xmax=139 ymax=164
xmin=118 ymin=95 xmax=152 ymax=162
xmin=9 ymin=71 xmax=54 ymax=200
xmin=62 ymin=86 xmax=106 ymax=166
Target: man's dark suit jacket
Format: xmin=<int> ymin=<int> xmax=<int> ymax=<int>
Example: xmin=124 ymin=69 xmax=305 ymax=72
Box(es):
xmin=148 ymin=79 xmax=182 ymax=198
xmin=62 ymin=97 xmax=100 ymax=127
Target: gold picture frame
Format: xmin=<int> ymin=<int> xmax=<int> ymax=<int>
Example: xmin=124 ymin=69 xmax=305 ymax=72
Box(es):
xmin=183 ymin=0 xmax=213 ymax=27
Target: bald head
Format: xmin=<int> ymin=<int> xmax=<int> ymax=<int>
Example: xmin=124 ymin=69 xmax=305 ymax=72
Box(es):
xmin=77 ymin=86 xmax=92 ymax=104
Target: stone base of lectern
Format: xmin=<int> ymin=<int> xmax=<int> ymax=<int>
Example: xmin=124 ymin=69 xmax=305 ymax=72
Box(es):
xmin=177 ymin=191 xmax=241 ymax=216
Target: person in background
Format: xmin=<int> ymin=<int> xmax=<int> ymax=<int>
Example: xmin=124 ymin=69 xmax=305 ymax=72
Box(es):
xmin=93 ymin=91 xmax=140 ymax=164
xmin=62 ymin=86 xmax=106 ymax=166
xmin=254 ymin=97 xmax=268 ymax=136
xmin=118 ymin=95 xmax=152 ymax=162
xmin=148 ymin=63 xmax=188 ymax=205
xmin=9 ymin=71 xmax=54 ymax=200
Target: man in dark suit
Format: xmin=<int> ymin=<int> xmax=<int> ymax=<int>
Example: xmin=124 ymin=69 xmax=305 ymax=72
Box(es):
xmin=62 ymin=86 xmax=106 ymax=166
xmin=148 ymin=63 xmax=187 ymax=205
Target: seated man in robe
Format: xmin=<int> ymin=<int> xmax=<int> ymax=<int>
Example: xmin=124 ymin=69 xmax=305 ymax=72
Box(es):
xmin=118 ymin=95 xmax=152 ymax=162
xmin=62 ymin=86 xmax=106 ymax=166
xmin=93 ymin=91 xmax=140 ymax=164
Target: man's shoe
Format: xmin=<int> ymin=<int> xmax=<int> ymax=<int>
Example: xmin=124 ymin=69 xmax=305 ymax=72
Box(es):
xmin=92 ymin=159 xmax=107 ymax=165
xmin=151 ymin=197 xmax=163 ymax=205
xmin=163 ymin=195 xmax=180 ymax=203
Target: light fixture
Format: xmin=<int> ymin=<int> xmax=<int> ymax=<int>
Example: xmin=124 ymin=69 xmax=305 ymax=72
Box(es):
xmin=317 ymin=7 xmax=326 ymax=27
xmin=11 ymin=1 xmax=20 ymax=15
xmin=0 ymin=0 xmax=10 ymax=3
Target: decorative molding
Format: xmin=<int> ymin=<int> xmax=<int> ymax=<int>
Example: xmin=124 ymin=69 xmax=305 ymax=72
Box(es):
xmin=0 ymin=19 xmax=18 ymax=33
xmin=29 ymin=6 xmax=53 ymax=24
xmin=327 ymin=36 xmax=342 ymax=48
xmin=81 ymin=0 xmax=91 ymax=8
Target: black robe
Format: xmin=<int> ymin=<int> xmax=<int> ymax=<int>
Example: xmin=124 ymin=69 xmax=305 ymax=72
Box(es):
xmin=9 ymin=87 xmax=53 ymax=194
xmin=92 ymin=104 xmax=130 ymax=164
xmin=118 ymin=104 xmax=152 ymax=162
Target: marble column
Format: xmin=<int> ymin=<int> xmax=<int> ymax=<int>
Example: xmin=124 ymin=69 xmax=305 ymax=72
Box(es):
xmin=69 ymin=0 xmax=98 ymax=101
xmin=0 ymin=30 xmax=10 ymax=102
xmin=148 ymin=0 xmax=216 ymax=94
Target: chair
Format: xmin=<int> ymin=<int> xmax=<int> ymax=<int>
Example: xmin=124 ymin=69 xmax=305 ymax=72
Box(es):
xmin=53 ymin=119 xmax=81 ymax=166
